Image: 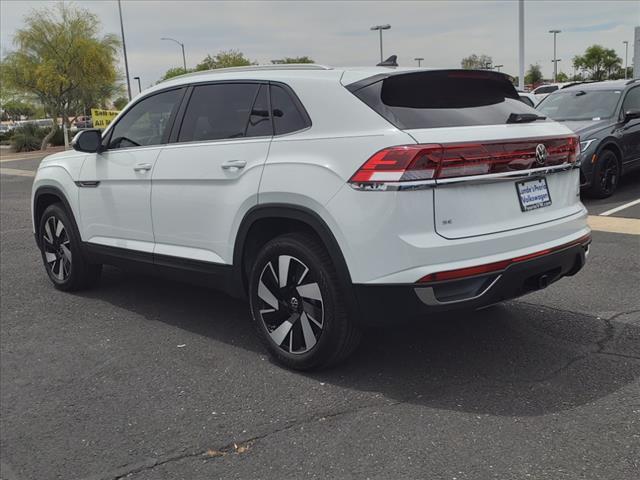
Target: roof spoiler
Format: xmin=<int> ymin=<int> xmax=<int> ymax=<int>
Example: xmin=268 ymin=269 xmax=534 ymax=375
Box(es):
xmin=377 ymin=55 xmax=398 ymax=67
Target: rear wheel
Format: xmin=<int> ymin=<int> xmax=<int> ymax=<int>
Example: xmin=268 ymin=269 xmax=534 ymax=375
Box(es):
xmin=38 ymin=203 xmax=101 ymax=291
xmin=589 ymin=150 xmax=620 ymax=198
xmin=248 ymin=232 xmax=361 ymax=370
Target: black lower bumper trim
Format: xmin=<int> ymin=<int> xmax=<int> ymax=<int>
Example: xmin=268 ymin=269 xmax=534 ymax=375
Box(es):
xmin=353 ymin=243 xmax=587 ymax=326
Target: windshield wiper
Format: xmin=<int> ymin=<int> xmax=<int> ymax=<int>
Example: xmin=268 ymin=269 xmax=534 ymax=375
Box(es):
xmin=506 ymin=113 xmax=547 ymax=124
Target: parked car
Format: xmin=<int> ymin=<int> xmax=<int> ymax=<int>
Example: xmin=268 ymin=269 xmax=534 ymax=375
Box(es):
xmin=31 ymin=66 xmax=590 ymax=370
xmin=71 ymin=116 xmax=93 ymax=131
xmin=537 ymin=79 xmax=640 ymax=197
xmin=517 ymin=90 xmax=538 ymax=107
xmin=532 ymin=82 xmax=572 ymax=103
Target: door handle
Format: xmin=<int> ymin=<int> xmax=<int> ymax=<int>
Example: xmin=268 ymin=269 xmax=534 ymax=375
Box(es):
xmin=133 ymin=163 xmax=152 ymax=172
xmin=221 ymin=160 xmax=247 ymax=170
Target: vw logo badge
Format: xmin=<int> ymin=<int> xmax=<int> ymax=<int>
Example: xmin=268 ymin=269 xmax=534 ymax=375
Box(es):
xmin=535 ymin=144 xmax=548 ymax=166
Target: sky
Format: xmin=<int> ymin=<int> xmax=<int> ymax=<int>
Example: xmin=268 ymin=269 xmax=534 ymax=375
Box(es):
xmin=1 ymin=0 xmax=638 ymax=89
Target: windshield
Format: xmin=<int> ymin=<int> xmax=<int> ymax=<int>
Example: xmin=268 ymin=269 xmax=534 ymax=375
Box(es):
xmin=537 ymin=90 xmax=622 ymax=121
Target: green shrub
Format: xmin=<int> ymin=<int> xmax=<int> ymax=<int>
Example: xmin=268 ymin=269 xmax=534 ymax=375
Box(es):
xmin=49 ymin=125 xmax=66 ymax=146
xmin=11 ymin=123 xmax=45 ymax=152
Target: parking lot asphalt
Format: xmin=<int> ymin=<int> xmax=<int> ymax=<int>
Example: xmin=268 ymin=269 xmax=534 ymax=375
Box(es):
xmin=1 ymin=153 xmax=639 ymax=480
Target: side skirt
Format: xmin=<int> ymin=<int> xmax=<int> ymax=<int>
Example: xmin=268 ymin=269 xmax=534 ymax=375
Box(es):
xmin=82 ymin=242 xmax=243 ymax=298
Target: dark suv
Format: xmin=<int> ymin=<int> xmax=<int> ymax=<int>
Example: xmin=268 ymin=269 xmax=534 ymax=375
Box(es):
xmin=537 ymin=79 xmax=640 ymax=198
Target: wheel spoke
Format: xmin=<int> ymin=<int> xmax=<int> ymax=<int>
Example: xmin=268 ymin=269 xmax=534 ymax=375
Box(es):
xmin=55 ymin=219 xmax=64 ymax=238
xmin=305 ymin=311 xmax=323 ymax=329
xmin=269 ymin=314 xmax=297 ymax=346
xmin=258 ymin=278 xmax=279 ymax=310
xmin=297 ymin=265 xmax=309 ymax=285
xmin=60 ymin=244 xmax=72 ymax=262
xmin=278 ymin=255 xmax=292 ymax=288
xmin=44 ymin=220 xmax=54 ymax=244
xmin=54 ymin=258 xmax=64 ymax=280
xmin=44 ymin=251 xmax=57 ymax=264
xmin=300 ymin=312 xmax=317 ymax=350
xmin=296 ymin=282 xmax=322 ymax=301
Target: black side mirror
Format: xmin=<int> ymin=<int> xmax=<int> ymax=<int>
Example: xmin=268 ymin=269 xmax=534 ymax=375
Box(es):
xmin=624 ymin=109 xmax=640 ymax=122
xmin=71 ymin=129 xmax=102 ymax=153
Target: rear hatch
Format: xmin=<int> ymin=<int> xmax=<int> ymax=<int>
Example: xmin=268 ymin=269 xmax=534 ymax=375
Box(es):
xmin=347 ymin=70 xmax=581 ymax=239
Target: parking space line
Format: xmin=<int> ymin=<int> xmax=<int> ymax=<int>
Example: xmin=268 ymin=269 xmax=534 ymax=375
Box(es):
xmin=0 ymin=168 xmax=36 ymax=178
xmin=588 ymin=215 xmax=640 ymax=235
xmin=599 ymin=198 xmax=640 ymax=217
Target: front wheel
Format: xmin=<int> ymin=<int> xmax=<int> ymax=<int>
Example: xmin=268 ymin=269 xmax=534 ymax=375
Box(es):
xmin=38 ymin=203 xmax=101 ymax=291
xmin=248 ymin=233 xmax=361 ymax=370
xmin=589 ymin=150 xmax=620 ymax=198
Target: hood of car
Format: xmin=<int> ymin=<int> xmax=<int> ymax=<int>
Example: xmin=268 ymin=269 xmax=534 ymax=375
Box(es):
xmin=555 ymin=119 xmax=611 ymax=138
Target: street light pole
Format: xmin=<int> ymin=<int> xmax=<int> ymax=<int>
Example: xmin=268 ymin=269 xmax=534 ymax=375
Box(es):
xmin=414 ymin=57 xmax=424 ymax=67
xmin=549 ymin=29 xmax=561 ymax=82
xmin=133 ymin=76 xmax=142 ymax=94
xmin=623 ymin=40 xmax=629 ymax=79
xmin=117 ymin=0 xmax=132 ymax=101
xmin=518 ymin=0 xmax=524 ymax=91
xmin=370 ymin=24 xmax=391 ymax=63
xmin=161 ymin=37 xmax=187 ymax=71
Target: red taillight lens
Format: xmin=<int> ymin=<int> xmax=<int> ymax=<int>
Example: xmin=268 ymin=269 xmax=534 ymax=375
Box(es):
xmin=349 ymin=136 xmax=579 ymax=185
xmin=349 ymin=144 xmax=443 ymax=183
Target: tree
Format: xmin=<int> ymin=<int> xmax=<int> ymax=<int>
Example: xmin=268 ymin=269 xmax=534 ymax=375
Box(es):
xmin=158 ymin=67 xmax=191 ymax=82
xmin=573 ymin=45 xmax=622 ymax=81
xmin=195 ymin=49 xmax=254 ymax=70
xmin=113 ymin=96 xmax=129 ymax=110
xmin=525 ymin=64 xmax=543 ymax=86
xmin=555 ymin=71 xmax=569 ymax=82
xmin=461 ymin=54 xmax=493 ymax=70
xmin=1 ymin=3 xmax=120 ymax=149
xmin=272 ymin=56 xmax=315 ymax=64
xmin=1 ymin=99 xmax=35 ymax=121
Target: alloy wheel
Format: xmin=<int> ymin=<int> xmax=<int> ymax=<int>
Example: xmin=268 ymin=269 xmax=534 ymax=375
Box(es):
xmin=599 ymin=157 xmax=619 ymax=195
xmin=256 ymin=255 xmax=324 ymax=354
xmin=42 ymin=216 xmax=72 ymax=281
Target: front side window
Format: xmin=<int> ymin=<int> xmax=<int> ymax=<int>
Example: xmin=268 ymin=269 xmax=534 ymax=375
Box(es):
xmin=107 ymin=88 xmax=182 ymax=149
xmin=178 ymin=83 xmax=263 ymax=142
xmin=622 ymin=86 xmax=640 ymax=112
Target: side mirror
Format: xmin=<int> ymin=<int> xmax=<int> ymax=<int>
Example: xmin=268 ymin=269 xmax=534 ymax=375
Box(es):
xmin=624 ymin=109 xmax=640 ymax=122
xmin=71 ymin=129 xmax=102 ymax=153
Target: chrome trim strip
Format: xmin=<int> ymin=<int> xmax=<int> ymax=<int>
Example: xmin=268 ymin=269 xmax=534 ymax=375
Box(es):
xmin=75 ymin=181 xmax=100 ymax=188
xmin=349 ymin=163 xmax=576 ymax=191
xmin=414 ymin=275 xmax=502 ymax=306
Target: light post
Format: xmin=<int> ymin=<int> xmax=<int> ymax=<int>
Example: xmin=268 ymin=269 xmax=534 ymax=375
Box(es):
xmin=370 ymin=24 xmax=391 ymax=63
xmin=549 ymin=29 xmax=561 ymax=82
xmin=161 ymin=37 xmax=187 ymax=72
xmin=133 ymin=76 xmax=142 ymax=94
xmin=623 ymin=40 xmax=629 ymax=79
xmin=494 ymin=64 xmax=504 ymax=72
xmin=117 ymin=0 xmax=132 ymax=101
xmin=414 ymin=57 xmax=424 ymax=67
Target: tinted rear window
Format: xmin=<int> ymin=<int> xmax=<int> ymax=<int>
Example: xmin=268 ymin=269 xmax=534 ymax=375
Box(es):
xmin=349 ymin=70 xmax=539 ymax=129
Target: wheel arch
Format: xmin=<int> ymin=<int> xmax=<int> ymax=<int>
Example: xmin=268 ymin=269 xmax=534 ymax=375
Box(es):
xmin=596 ymin=139 xmax=623 ymax=165
xmin=33 ymin=185 xmax=77 ymax=249
xmin=233 ymin=204 xmax=355 ymax=298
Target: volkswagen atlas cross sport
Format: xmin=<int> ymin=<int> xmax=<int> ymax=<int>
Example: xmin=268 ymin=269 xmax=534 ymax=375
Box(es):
xmin=32 ymin=65 xmax=591 ymax=370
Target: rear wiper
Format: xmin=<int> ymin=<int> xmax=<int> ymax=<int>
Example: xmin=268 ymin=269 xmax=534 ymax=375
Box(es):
xmin=507 ymin=113 xmax=547 ymax=124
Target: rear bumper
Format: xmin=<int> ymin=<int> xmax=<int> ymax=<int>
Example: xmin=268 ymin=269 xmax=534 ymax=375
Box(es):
xmin=353 ymin=239 xmax=589 ymax=326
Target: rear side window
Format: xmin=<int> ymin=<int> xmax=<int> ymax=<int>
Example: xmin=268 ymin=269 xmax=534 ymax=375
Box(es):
xmin=349 ymin=70 xmax=538 ymax=129
xmin=178 ymin=83 xmax=264 ymax=142
xmin=246 ymin=85 xmax=272 ymax=137
xmin=270 ymin=84 xmax=310 ymax=135
xmin=535 ymin=85 xmax=559 ymax=94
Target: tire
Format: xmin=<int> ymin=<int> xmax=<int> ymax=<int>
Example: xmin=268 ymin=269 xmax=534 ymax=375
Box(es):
xmin=588 ymin=150 xmax=620 ymax=199
xmin=248 ymin=232 xmax=361 ymax=370
xmin=38 ymin=203 xmax=102 ymax=291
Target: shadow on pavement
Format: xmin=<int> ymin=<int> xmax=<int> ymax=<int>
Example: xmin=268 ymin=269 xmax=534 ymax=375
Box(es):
xmin=79 ymin=266 xmax=640 ymax=418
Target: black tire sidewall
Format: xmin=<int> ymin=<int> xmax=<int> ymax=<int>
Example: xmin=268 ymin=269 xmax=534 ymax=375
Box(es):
xmin=248 ymin=234 xmax=347 ymax=370
xmin=38 ymin=203 xmax=86 ymax=290
xmin=590 ymin=150 xmax=619 ymax=198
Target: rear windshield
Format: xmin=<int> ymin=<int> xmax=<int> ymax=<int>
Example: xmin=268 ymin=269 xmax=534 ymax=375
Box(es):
xmin=537 ymin=89 xmax=622 ymax=121
xmin=348 ymin=70 xmax=539 ymax=129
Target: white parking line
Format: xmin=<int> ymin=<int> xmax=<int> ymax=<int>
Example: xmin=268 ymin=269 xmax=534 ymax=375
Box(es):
xmin=600 ymin=198 xmax=640 ymax=217
xmin=588 ymin=215 xmax=640 ymax=235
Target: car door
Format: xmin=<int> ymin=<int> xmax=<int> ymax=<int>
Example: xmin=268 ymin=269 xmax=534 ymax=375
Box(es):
xmin=77 ymin=87 xmax=184 ymax=254
xmin=620 ymin=86 xmax=640 ymax=165
xmin=151 ymin=82 xmax=272 ymax=264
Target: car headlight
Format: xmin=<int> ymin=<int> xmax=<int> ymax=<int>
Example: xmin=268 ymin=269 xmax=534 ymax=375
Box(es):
xmin=580 ymin=139 xmax=597 ymax=153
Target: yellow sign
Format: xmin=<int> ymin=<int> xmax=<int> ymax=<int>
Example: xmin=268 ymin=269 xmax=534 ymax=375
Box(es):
xmin=91 ymin=109 xmax=120 ymax=129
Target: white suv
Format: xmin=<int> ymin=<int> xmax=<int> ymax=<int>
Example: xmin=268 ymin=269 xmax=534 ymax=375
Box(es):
xmin=32 ymin=65 xmax=590 ymax=370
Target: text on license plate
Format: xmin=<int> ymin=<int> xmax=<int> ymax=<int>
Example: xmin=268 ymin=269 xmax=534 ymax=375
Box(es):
xmin=516 ymin=177 xmax=552 ymax=212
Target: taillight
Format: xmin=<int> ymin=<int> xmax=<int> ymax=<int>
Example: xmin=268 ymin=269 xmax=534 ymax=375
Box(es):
xmin=349 ymin=136 xmax=579 ymax=186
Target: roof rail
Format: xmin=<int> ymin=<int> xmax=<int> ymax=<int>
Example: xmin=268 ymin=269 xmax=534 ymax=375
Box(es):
xmin=162 ymin=64 xmax=334 ymax=83
xmin=626 ymin=78 xmax=639 ymax=85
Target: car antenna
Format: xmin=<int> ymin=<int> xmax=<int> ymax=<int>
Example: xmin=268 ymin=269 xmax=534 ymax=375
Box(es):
xmin=377 ymin=55 xmax=398 ymax=67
